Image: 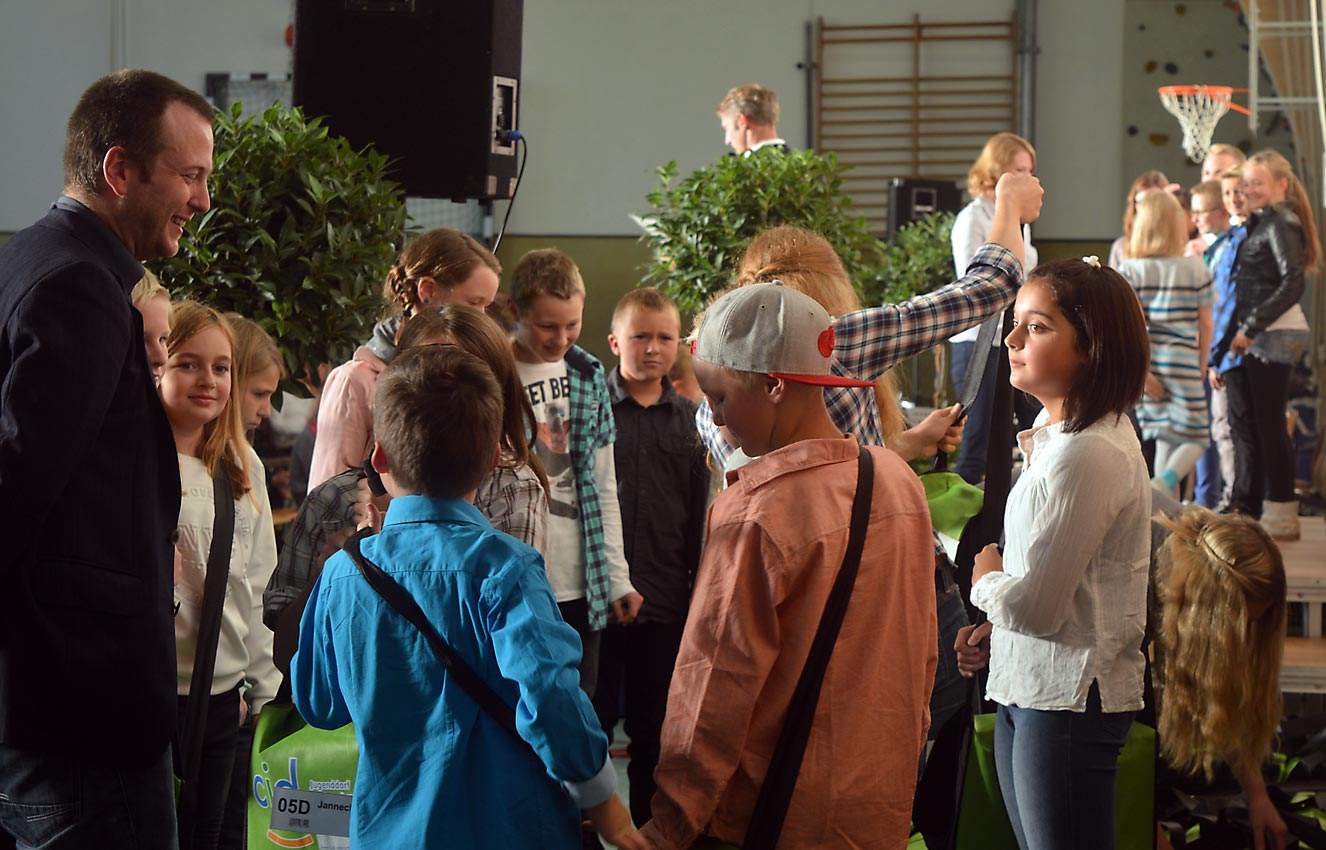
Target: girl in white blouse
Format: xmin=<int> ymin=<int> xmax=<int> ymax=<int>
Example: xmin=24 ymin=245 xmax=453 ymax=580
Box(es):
xmin=969 ymin=257 xmax=1153 ymax=850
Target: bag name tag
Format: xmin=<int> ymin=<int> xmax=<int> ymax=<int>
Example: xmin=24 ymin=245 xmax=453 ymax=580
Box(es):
xmin=269 ymin=787 xmax=353 ymax=837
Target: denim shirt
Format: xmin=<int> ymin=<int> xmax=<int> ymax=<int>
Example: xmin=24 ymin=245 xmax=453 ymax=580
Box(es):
xmin=1206 ymin=224 xmax=1246 ymax=373
xmin=292 ymin=495 xmax=614 ymax=850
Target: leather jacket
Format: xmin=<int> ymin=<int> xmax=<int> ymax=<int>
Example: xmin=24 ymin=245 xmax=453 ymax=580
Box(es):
xmin=1211 ymin=202 xmax=1307 ymax=366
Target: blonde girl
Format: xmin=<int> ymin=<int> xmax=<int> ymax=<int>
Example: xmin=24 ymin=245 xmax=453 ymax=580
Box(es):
xmin=1155 ymin=506 xmax=1287 ymax=850
xmin=1211 ymin=150 xmax=1318 ymax=539
xmin=160 ymin=302 xmax=279 ymax=850
xmin=132 ymin=269 xmax=171 ymax=379
xmin=1109 ymin=170 xmax=1172 ymax=268
xmin=308 ymin=228 xmax=502 ymax=491
xmin=224 ymin=313 xmax=285 ymax=436
xmin=1118 ymin=191 xmax=1214 ymax=496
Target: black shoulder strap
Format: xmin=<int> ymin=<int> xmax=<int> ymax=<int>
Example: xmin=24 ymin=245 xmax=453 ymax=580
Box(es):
xmin=343 ymin=530 xmax=538 ymax=760
xmin=177 ymin=464 xmax=236 ymax=847
xmin=743 ymin=446 xmax=875 ymax=850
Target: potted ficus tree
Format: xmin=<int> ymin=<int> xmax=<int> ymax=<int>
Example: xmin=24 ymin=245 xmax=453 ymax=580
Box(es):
xmin=639 ymin=149 xmax=956 ymax=403
xmin=639 ymin=149 xmax=883 ymax=313
xmin=153 ymin=102 xmax=408 ymax=391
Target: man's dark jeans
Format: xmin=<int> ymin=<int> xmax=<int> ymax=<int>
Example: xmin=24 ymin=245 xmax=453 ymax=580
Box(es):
xmin=0 ymin=745 xmax=177 ymax=850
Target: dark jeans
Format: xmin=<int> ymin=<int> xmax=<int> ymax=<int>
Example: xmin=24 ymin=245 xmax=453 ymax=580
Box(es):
xmin=592 ymin=620 xmax=686 ymax=826
xmin=950 ymin=342 xmax=1042 ymax=485
xmin=927 ymin=585 xmax=970 ymax=745
xmin=1224 ymin=359 xmax=1295 ymax=514
xmin=216 ymin=711 xmax=254 ymax=850
xmin=557 ymin=598 xmax=603 ymax=699
xmin=0 ymin=745 xmax=177 ymax=850
xmin=173 ymin=688 xmax=240 ymax=850
xmin=993 ymin=682 xmax=1134 ymax=850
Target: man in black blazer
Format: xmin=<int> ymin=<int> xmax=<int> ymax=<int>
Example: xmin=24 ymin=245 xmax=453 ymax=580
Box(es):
xmin=0 ymin=69 xmax=213 ymax=849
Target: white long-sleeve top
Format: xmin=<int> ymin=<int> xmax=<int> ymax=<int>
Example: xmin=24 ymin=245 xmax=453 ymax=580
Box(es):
xmin=174 ymin=444 xmax=281 ymax=714
xmin=949 ymin=195 xmax=1037 ymax=344
xmin=971 ymin=413 xmax=1151 ymax=713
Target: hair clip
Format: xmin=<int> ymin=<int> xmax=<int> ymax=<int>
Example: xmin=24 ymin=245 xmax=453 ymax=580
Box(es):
xmin=1082 ymin=255 xmax=1101 ymax=268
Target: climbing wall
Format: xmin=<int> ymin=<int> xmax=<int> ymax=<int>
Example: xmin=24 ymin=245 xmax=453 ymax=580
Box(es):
xmin=1122 ymin=0 xmax=1289 ymax=192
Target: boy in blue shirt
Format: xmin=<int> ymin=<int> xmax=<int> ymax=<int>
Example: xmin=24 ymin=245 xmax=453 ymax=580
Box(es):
xmin=291 ymin=346 xmax=641 ymax=850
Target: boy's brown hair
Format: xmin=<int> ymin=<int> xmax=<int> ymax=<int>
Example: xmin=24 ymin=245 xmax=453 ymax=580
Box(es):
xmin=374 ymin=346 xmax=503 ymax=498
xmin=611 ymin=286 xmax=678 ymax=331
xmin=510 ymin=249 xmax=585 ymax=313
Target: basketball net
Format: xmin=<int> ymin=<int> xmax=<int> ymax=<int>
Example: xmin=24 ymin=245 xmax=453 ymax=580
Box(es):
xmin=1158 ymin=86 xmax=1234 ymax=163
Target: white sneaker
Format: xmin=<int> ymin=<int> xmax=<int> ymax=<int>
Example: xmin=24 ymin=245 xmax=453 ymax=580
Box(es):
xmin=1261 ymin=500 xmax=1301 ymax=541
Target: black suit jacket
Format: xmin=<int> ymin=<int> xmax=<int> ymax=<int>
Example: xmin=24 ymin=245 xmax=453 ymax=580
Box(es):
xmin=0 ymin=197 xmax=181 ymax=765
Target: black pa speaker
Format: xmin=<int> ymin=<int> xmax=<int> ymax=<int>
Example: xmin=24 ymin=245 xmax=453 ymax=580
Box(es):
xmin=293 ymin=0 xmax=523 ymax=200
xmin=886 ymin=177 xmax=964 ymax=240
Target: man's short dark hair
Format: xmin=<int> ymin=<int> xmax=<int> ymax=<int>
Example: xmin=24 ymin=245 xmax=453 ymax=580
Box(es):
xmin=374 ymin=346 xmax=503 ymax=498
xmin=1028 ymin=258 xmax=1150 ymax=434
xmin=64 ymin=69 xmax=215 ymax=195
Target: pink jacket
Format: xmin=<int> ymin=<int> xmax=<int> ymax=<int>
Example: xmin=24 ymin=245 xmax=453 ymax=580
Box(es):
xmin=308 ymin=345 xmax=388 ymax=493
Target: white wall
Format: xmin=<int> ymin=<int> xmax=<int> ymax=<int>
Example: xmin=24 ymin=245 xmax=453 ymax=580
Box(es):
xmin=1 ymin=0 xmax=1128 ymax=238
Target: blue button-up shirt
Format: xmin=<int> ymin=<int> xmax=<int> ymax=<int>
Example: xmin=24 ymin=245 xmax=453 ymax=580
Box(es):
xmin=292 ymin=495 xmax=613 ymax=850
xmin=1207 ymin=224 xmax=1246 ymax=373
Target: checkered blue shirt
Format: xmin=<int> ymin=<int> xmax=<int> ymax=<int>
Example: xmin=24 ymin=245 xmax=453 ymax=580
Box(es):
xmin=564 ymin=345 xmax=619 ymax=630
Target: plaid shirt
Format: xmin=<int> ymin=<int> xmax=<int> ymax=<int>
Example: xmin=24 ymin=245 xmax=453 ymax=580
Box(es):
xmin=565 ymin=346 xmax=623 ymax=630
xmin=263 ymin=463 xmax=550 ymax=630
xmin=474 ymin=458 xmax=550 ymax=559
xmin=697 ymin=243 xmax=1023 ymax=467
xmin=263 ymin=468 xmax=363 ymax=630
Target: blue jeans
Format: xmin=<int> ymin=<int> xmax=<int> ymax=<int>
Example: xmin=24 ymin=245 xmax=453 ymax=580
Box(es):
xmin=993 ymin=683 xmax=1134 ymax=850
xmin=950 ymin=342 xmax=1042 ymax=485
xmin=0 ymin=746 xmax=177 ymax=850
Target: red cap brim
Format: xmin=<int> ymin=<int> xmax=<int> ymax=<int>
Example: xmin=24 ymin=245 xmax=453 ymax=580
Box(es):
xmin=769 ymin=372 xmax=877 ymax=388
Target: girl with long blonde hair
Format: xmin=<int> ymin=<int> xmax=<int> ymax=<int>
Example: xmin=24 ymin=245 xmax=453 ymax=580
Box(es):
xmin=1109 ymin=170 xmax=1172 ymax=268
xmin=161 ymin=302 xmax=279 ymax=850
xmin=1118 ymin=191 xmax=1213 ymax=497
xmin=1155 ymin=506 xmax=1287 ymax=849
xmin=1211 ymin=150 xmax=1317 ymax=539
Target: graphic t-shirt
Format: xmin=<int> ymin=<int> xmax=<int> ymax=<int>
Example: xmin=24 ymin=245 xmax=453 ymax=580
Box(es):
xmin=517 ymin=357 xmax=587 ymax=600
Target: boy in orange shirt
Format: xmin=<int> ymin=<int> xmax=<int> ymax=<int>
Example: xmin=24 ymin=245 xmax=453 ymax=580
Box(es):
xmin=641 ymin=283 xmax=938 ymax=849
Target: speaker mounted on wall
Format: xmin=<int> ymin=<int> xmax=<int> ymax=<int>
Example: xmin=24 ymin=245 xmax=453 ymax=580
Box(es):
xmin=885 ymin=178 xmax=964 ymax=241
xmin=294 ymin=0 xmax=523 ymax=201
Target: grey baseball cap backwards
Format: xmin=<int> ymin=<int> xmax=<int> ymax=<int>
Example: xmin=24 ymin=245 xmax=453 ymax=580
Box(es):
xmin=693 ymin=282 xmax=875 ymax=388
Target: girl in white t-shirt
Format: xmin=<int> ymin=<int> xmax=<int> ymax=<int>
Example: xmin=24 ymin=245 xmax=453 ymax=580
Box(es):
xmin=968 ymin=257 xmax=1153 ymax=850
xmin=161 ymin=302 xmax=278 ymax=850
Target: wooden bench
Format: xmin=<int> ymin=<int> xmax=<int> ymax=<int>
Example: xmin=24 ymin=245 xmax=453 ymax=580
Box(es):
xmin=1281 ymin=636 xmax=1326 ymax=694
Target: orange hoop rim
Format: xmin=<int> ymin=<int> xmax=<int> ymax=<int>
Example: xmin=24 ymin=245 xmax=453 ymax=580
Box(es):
xmin=1157 ymin=84 xmax=1252 ymax=115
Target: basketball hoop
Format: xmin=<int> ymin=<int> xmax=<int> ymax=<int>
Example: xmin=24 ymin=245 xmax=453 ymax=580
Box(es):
xmin=1157 ymin=85 xmax=1251 ymax=164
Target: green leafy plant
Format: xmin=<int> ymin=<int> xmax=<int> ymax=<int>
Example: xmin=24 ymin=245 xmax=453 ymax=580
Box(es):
xmin=153 ymin=102 xmax=407 ymax=390
xmin=640 ymin=149 xmax=883 ymax=313
xmin=867 ymin=211 xmax=957 ymax=306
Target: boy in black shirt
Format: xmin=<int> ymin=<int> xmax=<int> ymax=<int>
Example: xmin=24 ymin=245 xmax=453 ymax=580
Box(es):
xmin=596 ymin=288 xmax=710 ymax=825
